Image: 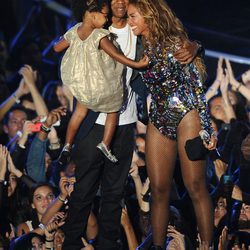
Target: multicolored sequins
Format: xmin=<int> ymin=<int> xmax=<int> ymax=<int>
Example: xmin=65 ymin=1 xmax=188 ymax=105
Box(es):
xmin=141 ymin=42 xmax=212 ymax=140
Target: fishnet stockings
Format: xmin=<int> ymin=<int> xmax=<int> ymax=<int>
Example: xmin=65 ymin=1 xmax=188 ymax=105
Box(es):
xmin=146 ymin=110 xmax=213 ymax=248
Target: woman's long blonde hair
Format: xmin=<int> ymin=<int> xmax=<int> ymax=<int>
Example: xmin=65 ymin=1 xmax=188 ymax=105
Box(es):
xmin=129 ymin=0 xmax=206 ymax=81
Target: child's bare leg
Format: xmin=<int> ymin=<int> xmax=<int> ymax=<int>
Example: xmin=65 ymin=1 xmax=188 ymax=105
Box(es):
xmin=97 ymin=112 xmax=119 ymax=163
xmin=59 ymin=101 xmax=88 ymax=165
xmin=65 ymin=101 xmax=88 ymax=146
xmin=102 ymin=112 xmax=118 ymax=148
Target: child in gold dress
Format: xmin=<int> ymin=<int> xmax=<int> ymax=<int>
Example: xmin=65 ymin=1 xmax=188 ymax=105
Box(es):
xmin=55 ymin=0 xmax=148 ymax=163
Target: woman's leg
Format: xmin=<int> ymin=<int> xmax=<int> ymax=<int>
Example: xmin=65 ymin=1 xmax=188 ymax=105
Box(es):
xmin=177 ymin=110 xmax=213 ymax=247
xmin=146 ymin=123 xmax=177 ymax=247
xmin=102 ymin=112 xmax=118 ymax=148
xmin=65 ymin=101 xmax=88 ymax=145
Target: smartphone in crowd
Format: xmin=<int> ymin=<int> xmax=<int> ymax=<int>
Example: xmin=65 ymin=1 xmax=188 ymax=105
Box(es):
xmin=28 ymin=122 xmax=42 ymax=132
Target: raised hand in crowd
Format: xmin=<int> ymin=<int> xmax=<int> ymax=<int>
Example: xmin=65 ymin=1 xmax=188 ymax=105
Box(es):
xmin=5 ymin=223 xmax=15 ymax=242
xmin=41 ymin=174 xmax=75 ymax=225
xmin=166 ymin=225 xmax=185 ymax=250
xmin=0 ymin=144 xmax=8 ymax=208
xmin=220 ymin=70 xmax=236 ymax=122
xmin=19 ymin=64 xmax=48 ymax=116
xmin=120 ymin=206 xmax=138 ymax=250
xmin=205 ymin=57 xmax=223 ymax=101
xmin=241 ymin=69 xmax=250 ymax=85
xmin=7 ymin=151 xmax=23 ymax=178
xmin=26 ymin=106 xmax=67 ymax=182
xmin=0 ymin=78 xmax=29 ymax=121
xmin=218 ymin=226 xmax=228 ymax=250
xmin=129 ymin=163 xmax=150 ymax=212
xmin=226 ymin=59 xmax=250 ymax=101
xmin=43 ymin=106 xmax=67 ymax=128
xmin=140 ymin=177 xmax=150 ymax=212
xmin=0 ymin=144 xmax=8 ymax=181
xmin=44 ymin=219 xmax=65 ymax=248
xmin=81 ymin=237 xmax=94 ymax=250
xmin=214 ymin=198 xmax=227 ymax=228
xmin=59 ymin=172 xmax=76 ymax=199
xmin=213 ymin=159 xmax=228 ymax=181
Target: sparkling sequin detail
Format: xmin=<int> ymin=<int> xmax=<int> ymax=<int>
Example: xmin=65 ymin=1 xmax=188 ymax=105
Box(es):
xmin=141 ymin=42 xmax=212 ymax=140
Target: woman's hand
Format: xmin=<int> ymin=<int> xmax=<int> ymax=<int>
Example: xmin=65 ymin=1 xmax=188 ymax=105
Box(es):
xmin=220 ymin=71 xmax=230 ymax=97
xmin=120 ymin=206 xmax=131 ymax=228
xmin=213 ymin=159 xmax=227 ymax=180
xmin=205 ymin=58 xmax=223 ymax=101
xmin=44 ymin=220 xmax=65 ymax=241
xmin=141 ymin=177 xmax=150 ymax=197
xmin=59 ymin=175 xmax=76 ymax=199
xmin=7 ymin=152 xmax=23 ymax=178
xmin=216 ymin=57 xmax=224 ymax=83
xmin=225 ymin=59 xmax=240 ymax=91
xmin=203 ymin=133 xmax=217 ymax=151
xmin=0 ymin=145 xmax=8 ymax=181
xmin=129 ymin=163 xmax=139 ymax=179
xmin=18 ymin=65 xmax=37 ymax=89
xmin=15 ymin=78 xmax=30 ymax=97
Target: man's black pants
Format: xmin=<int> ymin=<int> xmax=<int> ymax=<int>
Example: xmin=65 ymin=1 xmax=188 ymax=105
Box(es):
xmin=62 ymin=123 xmax=135 ymax=250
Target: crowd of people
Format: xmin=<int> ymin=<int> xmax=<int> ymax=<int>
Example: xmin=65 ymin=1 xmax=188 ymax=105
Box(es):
xmin=0 ymin=0 xmax=250 ymax=249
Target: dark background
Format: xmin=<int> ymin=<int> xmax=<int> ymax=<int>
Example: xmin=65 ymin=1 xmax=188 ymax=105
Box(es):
xmin=168 ymin=0 xmax=250 ymax=83
xmin=1 ymin=0 xmax=250 ymax=84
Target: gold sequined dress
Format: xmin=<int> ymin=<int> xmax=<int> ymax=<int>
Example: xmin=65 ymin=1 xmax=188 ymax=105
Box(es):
xmin=60 ymin=23 xmax=124 ymax=113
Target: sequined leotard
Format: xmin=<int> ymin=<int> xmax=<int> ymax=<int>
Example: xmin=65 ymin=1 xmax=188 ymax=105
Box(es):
xmin=141 ymin=43 xmax=212 ymax=140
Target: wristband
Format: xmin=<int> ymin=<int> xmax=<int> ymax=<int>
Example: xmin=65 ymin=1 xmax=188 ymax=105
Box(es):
xmin=38 ymin=223 xmax=46 ymax=230
xmin=13 ymin=94 xmax=21 ymax=104
xmin=58 ymin=195 xmax=68 ymax=204
xmin=45 ymin=238 xmax=54 ymax=242
xmin=41 ymin=124 xmax=51 ymax=133
xmin=236 ymin=83 xmax=242 ymax=92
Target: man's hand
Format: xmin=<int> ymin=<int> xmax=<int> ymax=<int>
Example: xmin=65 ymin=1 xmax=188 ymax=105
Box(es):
xmin=44 ymin=106 xmax=67 ymax=128
xmin=174 ymin=40 xmax=199 ymax=64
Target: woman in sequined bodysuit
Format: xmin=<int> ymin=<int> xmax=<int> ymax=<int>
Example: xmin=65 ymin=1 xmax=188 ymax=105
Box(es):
xmin=128 ymin=0 xmax=217 ymax=249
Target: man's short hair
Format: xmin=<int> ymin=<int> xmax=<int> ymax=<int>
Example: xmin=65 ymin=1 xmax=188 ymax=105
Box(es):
xmin=3 ymin=105 xmax=28 ymax=125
